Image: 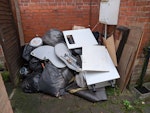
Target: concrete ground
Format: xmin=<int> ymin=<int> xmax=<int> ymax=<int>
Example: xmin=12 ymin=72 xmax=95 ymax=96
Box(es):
xmin=6 ymin=84 xmax=150 ymax=113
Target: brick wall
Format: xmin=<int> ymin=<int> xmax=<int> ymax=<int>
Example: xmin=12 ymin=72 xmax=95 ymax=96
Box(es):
xmin=118 ymin=0 xmax=150 ymax=84
xmin=18 ymin=0 xmax=150 ymax=85
xmin=0 ymin=75 xmax=13 ymax=113
xmin=18 ymin=0 xmax=100 ymax=42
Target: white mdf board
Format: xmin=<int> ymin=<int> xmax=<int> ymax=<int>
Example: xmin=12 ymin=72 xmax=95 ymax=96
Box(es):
xmin=99 ymin=0 xmax=121 ymax=25
xmin=88 ymin=80 xmax=116 ymax=89
xmin=82 ymin=45 xmax=120 ymax=85
xmin=63 ymin=28 xmax=98 ymax=49
xmin=82 ymin=45 xmax=109 ymax=71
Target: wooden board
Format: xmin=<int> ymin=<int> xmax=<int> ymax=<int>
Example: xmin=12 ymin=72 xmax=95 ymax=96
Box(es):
xmin=127 ymin=26 xmax=143 ymax=50
xmin=117 ymin=26 xmax=143 ymax=92
xmin=117 ymin=44 xmax=134 ymax=89
xmin=116 ymin=26 xmax=130 ymax=63
xmin=122 ymin=32 xmax=143 ymax=91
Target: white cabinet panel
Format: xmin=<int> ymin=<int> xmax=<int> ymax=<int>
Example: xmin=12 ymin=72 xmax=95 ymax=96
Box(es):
xmin=99 ymin=0 xmax=121 ymax=25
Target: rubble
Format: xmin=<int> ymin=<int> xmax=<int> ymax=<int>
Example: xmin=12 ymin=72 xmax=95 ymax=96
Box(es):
xmin=20 ymin=28 xmax=120 ymax=102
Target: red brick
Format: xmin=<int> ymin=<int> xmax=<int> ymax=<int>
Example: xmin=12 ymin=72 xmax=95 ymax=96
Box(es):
xmin=18 ymin=0 xmax=100 ymax=43
xmin=18 ymin=0 xmax=150 ymax=85
xmin=137 ymin=17 xmax=150 ymax=22
xmin=135 ymin=1 xmax=150 ymax=6
xmin=127 ymin=1 xmax=136 ymax=6
xmin=20 ymin=0 xmax=30 ymax=3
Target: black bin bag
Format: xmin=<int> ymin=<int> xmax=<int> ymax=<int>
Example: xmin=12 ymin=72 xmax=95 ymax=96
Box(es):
xmin=39 ymin=62 xmax=74 ymax=97
xmin=66 ymin=82 xmax=107 ymax=102
xmin=42 ymin=29 xmax=65 ymax=46
xmin=29 ymin=57 xmax=43 ymax=73
xmin=22 ymin=72 xmax=41 ymax=93
xmin=22 ymin=44 xmax=35 ymax=61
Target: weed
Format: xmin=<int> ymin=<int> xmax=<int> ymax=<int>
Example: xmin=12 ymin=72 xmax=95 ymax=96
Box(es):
xmin=122 ymin=100 xmax=134 ymax=110
xmin=133 ymin=99 xmax=145 ymax=112
xmin=133 ymin=99 xmax=141 ymax=105
xmin=106 ymin=86 xmax=120 ymax=96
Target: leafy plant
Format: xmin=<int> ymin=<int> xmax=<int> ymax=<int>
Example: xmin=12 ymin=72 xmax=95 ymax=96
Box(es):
xmin=122 ymin=100 xmax=134 ymax=110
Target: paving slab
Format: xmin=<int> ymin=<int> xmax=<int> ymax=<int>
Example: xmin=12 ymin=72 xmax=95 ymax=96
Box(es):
xmin=9 ymin=86 xmax=150 ymax=113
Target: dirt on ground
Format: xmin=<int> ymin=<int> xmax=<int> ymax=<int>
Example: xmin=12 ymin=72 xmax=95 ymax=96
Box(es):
xmin=5 ymin=83 xmax=150 ymax=113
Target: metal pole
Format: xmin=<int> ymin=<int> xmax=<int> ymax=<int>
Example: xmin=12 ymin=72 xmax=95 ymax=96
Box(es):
xmin=138 ymin=46 xmax=150 ymax=88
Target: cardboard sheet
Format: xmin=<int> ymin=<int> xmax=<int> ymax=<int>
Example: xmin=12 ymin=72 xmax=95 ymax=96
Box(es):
xmin=63 ymin=28 xmax=98 ymax=49
xmin=72 ymin=25 xmax=85 ymax=30
xmin=103 ymin=35 xmax=118 ymax=66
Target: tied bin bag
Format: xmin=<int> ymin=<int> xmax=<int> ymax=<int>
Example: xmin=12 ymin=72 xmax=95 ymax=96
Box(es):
xmin=39 ymin=62 xmax=74 ymax=97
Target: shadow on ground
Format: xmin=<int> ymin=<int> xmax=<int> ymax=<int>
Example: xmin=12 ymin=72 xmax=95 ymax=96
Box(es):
xmin=6 ymin=83 xmax=150 ymax=113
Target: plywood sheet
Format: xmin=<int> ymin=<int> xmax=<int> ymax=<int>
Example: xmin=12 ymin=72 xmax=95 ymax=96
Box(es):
xmin=117 ymin=44 xmax=134 ymax=89
xmin=127 ymin=26 xmax=143 ymax=50
xmin=117 ymin=26 xmax=143 ymax=91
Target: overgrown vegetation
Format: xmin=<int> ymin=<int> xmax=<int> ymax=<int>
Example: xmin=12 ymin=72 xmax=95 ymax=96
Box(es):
xmin=106 ymin=86 xmax=120 ymax=96
xmin=0 ymin=62 xmax=10 ymax=82
xmin=106 ymin=86 xmax=147 ymax=112
xmin=1 ymin=70 xmax=10 ymax=82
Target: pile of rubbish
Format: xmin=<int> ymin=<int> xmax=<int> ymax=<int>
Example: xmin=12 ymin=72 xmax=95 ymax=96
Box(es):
xmin=20 ymin=28 xmax=119 ymax=102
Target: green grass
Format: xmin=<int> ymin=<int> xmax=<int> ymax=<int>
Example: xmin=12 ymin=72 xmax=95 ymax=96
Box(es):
xmin=106 ymin=86 xmax=120 ymax=96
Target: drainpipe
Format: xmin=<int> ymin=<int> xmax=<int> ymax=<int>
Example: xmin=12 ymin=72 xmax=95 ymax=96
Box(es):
xmin=138 ymin=46 xmax=150 ymax=88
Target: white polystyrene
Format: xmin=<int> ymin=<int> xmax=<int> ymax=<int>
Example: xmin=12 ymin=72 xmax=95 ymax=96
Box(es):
xmin=29 ymin=37 xmax=43 ymax=47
